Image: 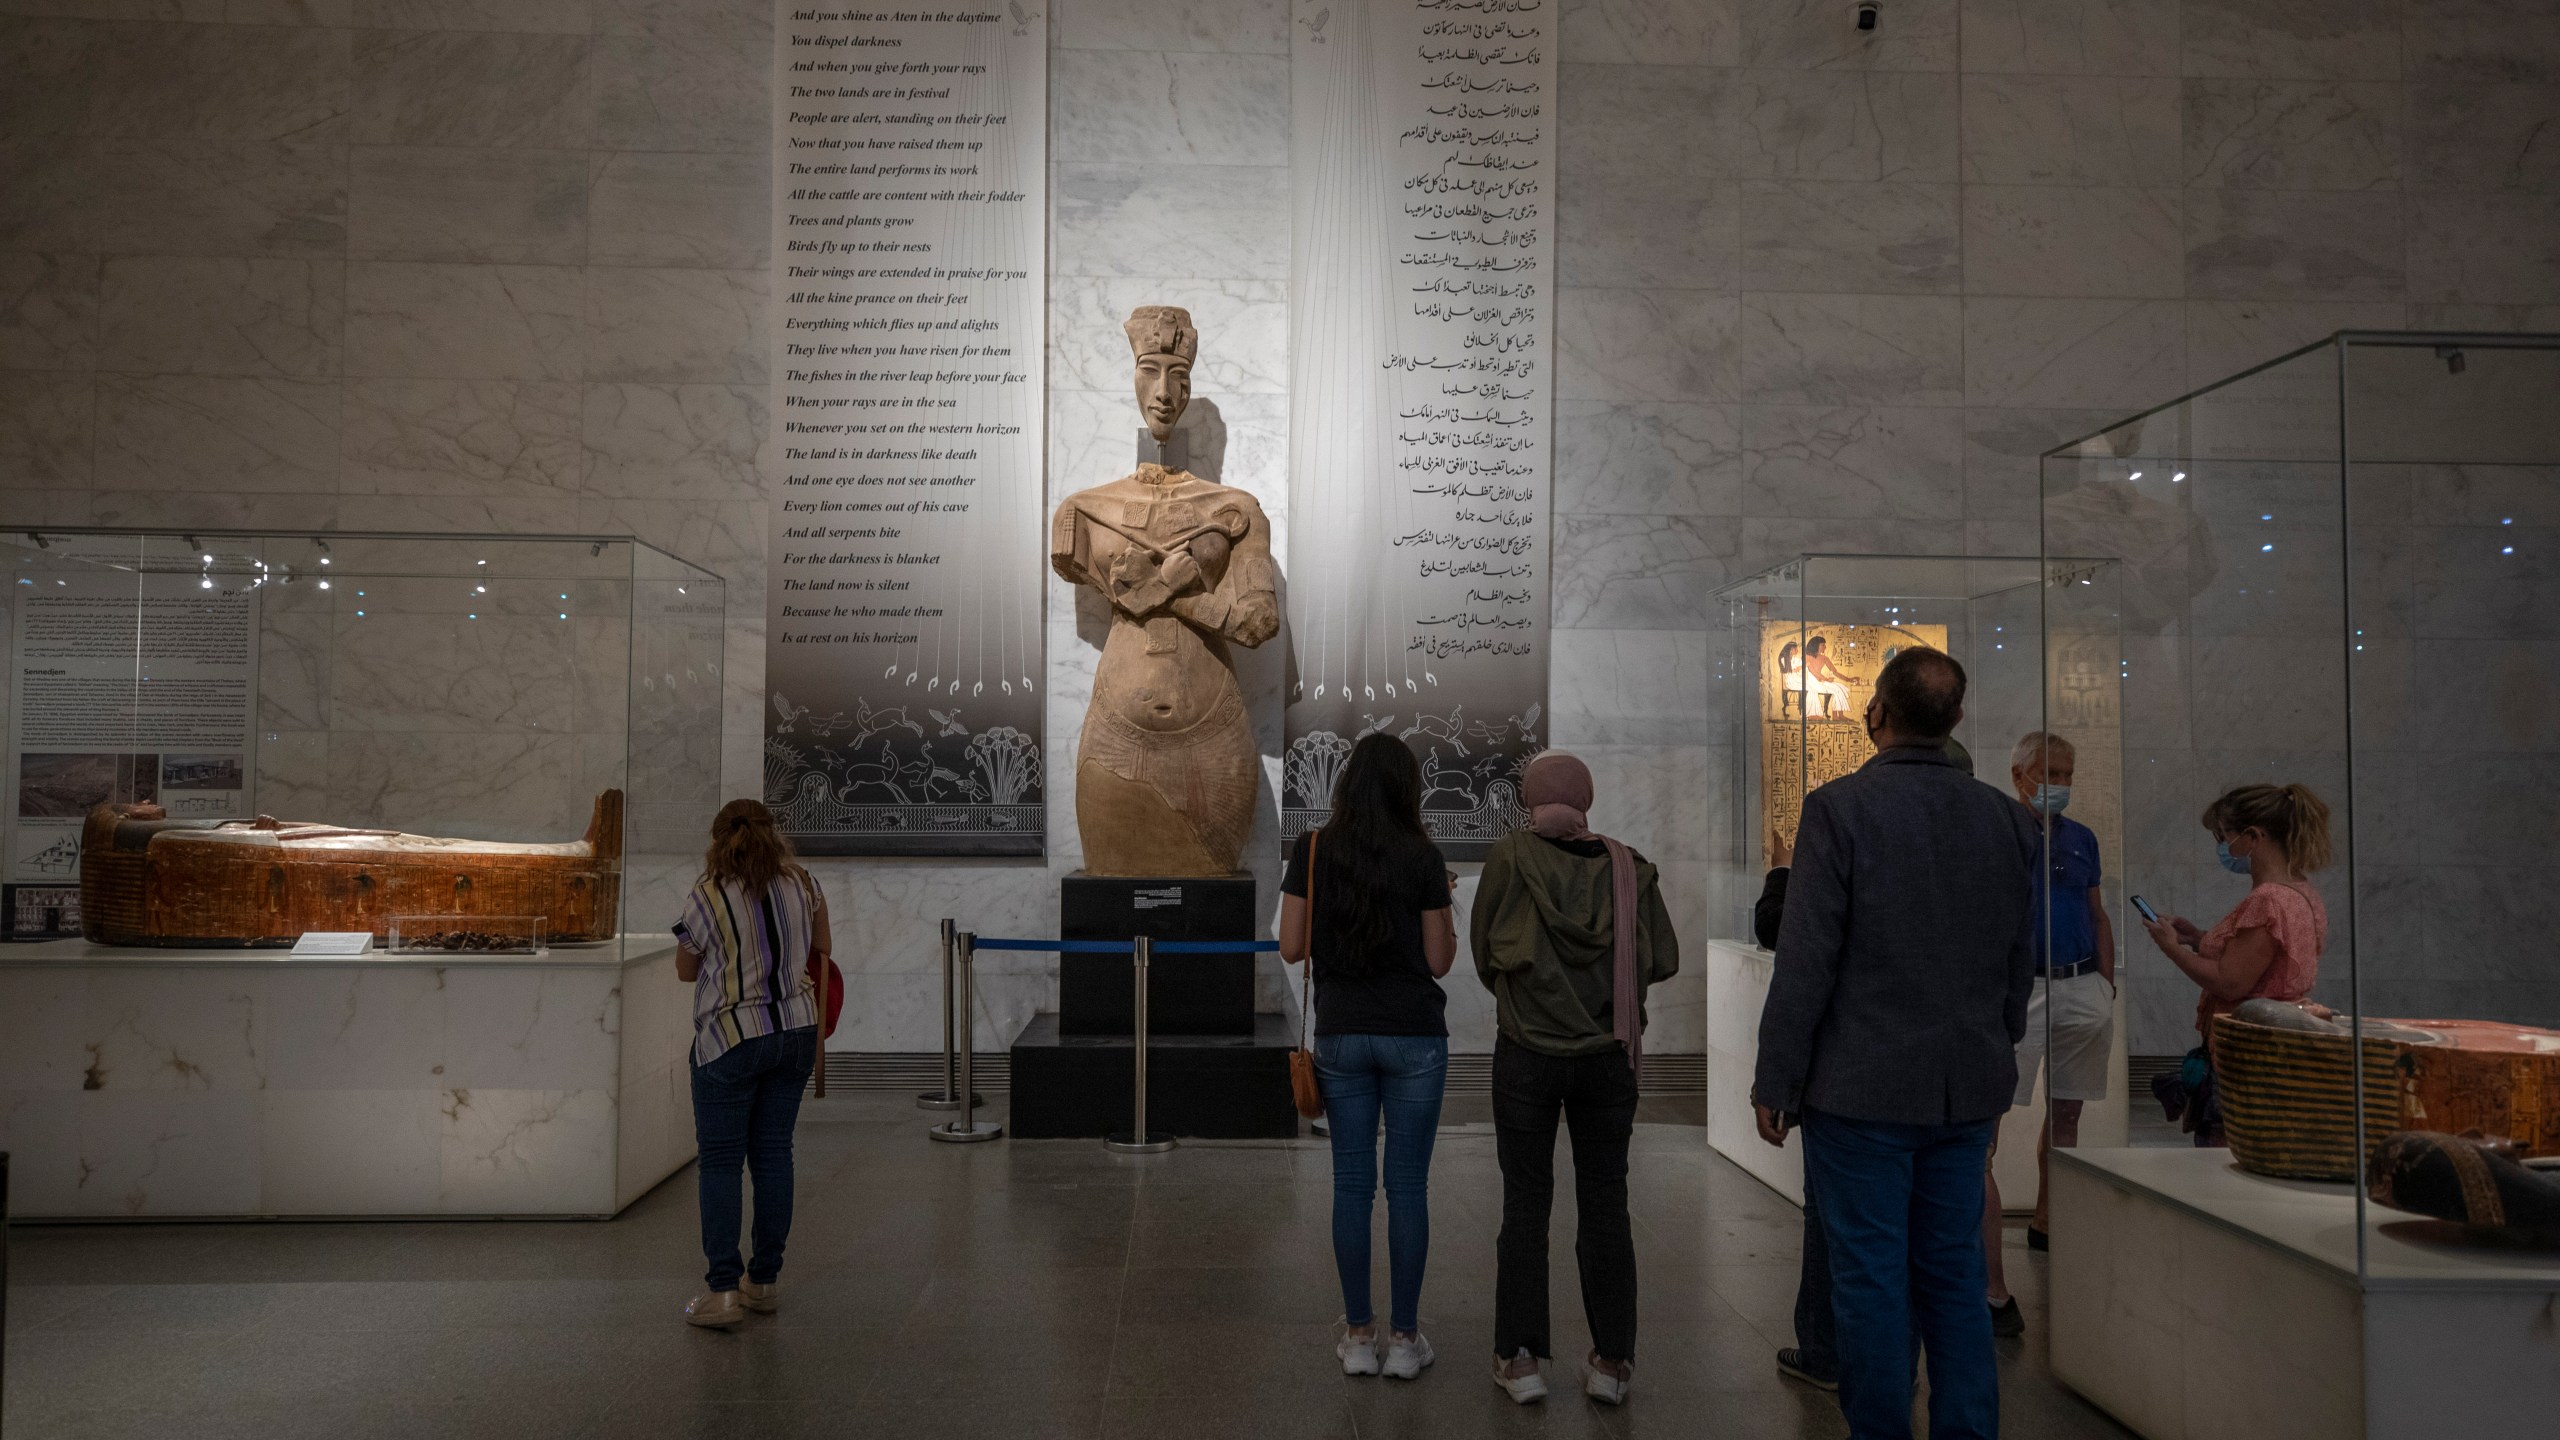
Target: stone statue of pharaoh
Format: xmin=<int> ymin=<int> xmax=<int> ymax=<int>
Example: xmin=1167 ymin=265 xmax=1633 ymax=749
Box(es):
xmin=1051 ymin=306 xmax=1279 ymax=876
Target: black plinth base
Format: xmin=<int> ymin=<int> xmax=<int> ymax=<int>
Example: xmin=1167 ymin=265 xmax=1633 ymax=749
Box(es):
xmin=1059 ymin=872 xmax=1257 ymax=1036
xmin=1007 ymin=1012 xmax=1299 ymax=1140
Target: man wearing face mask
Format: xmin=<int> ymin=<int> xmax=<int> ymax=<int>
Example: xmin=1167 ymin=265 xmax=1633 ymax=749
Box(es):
xmin=1981 ymin=732 xmax=2113 ymax=1334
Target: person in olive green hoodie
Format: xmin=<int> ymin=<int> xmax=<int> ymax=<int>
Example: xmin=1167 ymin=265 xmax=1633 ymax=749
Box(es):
xmin=1472 ymin=751 xmax=1679 ymax=1408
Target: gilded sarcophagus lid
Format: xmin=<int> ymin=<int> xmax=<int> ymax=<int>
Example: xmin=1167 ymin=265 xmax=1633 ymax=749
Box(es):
xmin=77 ymin=791 xmax=623 ymax=947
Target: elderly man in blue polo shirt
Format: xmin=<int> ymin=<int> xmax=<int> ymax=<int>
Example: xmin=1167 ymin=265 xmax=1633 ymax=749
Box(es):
xmin=1984 ymin=730 xmax=2114 ymax=1328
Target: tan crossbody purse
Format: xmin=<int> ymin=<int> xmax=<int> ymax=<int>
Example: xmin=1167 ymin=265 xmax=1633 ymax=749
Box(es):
xmin=1288 ymin=830 xmax=1325 ymax=1118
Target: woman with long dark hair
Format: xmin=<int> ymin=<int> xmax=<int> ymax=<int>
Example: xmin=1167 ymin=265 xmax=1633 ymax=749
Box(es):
xmin=673 ymin=798 xmax=828 ymax=1328
xmin=1279 ymin=732 xmax=1457 ymax=1381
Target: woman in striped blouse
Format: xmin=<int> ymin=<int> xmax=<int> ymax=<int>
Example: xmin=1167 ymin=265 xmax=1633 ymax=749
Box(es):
xmin=674 ymin=798 xmax=829 ymax=1328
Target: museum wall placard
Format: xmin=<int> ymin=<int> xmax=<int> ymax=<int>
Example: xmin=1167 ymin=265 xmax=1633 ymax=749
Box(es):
xmin=1280 ymin=0 xmax=1556 ymax=860
xmin=764 ymin=2 xmax=1049 ymax=855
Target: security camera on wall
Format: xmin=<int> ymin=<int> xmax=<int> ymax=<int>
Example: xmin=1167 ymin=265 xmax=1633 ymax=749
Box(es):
xmin=1855 ymin=0 xmax=1879 ymax=29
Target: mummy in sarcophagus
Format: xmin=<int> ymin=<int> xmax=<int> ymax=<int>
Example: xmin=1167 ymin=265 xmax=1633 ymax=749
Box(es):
xmin=78 ymin=790 xmax=623 ymax=947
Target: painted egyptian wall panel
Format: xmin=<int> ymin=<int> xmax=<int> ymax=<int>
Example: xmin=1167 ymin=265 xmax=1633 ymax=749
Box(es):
xmin=1758 ymin=620 xmax=1947 ymax=867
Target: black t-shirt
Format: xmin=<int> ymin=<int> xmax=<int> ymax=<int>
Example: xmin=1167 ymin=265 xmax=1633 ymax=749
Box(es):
xmin=1282 ymin=829 xmax=1452 ymax=1037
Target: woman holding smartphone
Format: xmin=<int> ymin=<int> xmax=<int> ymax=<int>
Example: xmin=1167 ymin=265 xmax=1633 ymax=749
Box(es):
xmin=2137 ymin=783 xmax=2333 ymax=1145
xmin=1279 ymin=732 xmax=1458 ymax=1381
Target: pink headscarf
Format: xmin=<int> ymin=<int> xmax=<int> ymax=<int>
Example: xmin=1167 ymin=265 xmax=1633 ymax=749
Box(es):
xmin=1520 ymin=752 xmax=1644 ymax=1082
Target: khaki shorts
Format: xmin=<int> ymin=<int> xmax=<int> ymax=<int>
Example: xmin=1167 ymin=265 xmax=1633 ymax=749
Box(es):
xmin=2014 ymin=970 xmax=2114 ymax=1106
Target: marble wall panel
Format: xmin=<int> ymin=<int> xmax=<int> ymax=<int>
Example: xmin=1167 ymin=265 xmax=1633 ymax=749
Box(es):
xmin=1740 ymin=0 xmax=1956 ymax=72
xmin=93 ymin=374 xmax=340 ymax=493
xmin=0 ymin=250 xmax=98 ymax=371
xmin=262 ymin=965 xmax=447 ymax=1088
xmin=353 ymin=1 xmax=593 ymax=31
xmin=1963 ymin=185 xmax=2184 ymax=298
xmin=2403 ymin=0 xmax=2560 ymax=84
xmin=591 ymin=24 xmax=764 ymax=152
xmin=442 ymin=967 xmax=622 ymax=1089
xmin=1050 ymin=164 xmax=1287 ymax=281
xmin=1562 ymin=0 xmax=1740 ymax=67
xmin=2405 ymin=191 xmax=2560 ymax=303
xmin=348 ymin=146 xmax=588 ymax=265
xmin=438 ymin=1085 xmax=614 ymax=1213
xmin=1742 ymin=404 xmax=1964 ymax=519
xmin=1962 ymin=405 xmax=2120 ymax=523
xmin=2182 ymin=298 xmax=2404 ymax=388
xmin=1963 ymin=297 xmax=2184 ymax=408
xmin=76 ymin=1090 xmax=265 ymax=1216
xmin=2185 ymin=79 xmax=2401 ymax=191
xmin=1555 ymin=401 xmax=1743 ymax=517
xmin=1739 ymin=292 xmax=1963 ymax=405
xmin=260 ymin=1088 xmax=445 ymax=1213
xmin=585 ymin=151 xmax=765 ymax=269
xmin=0 ymin=18 xmax=105 ymax=142
xmin=92 ymin=140 xmax=346 ymax=257
xmin=341 ymin=377 xmax=581 ymax=496
xmin=326 ymin=611 xmax=577 ymax=734
xmin=1552 ymin=514 xmax=1740 ymax=630
xmin=1961 ymin=75 xmax=2182 ymax=188
xmin=350 ymin=29 xmax=593 ymax=148
xmin=323 ymin=729 xmax=584 ymax=836
xmin=580 ymin=382 xmax=764 ymax=500
xmin=1560 ymin=63 xmax=1735 ymax=181
xmin=2180 ymin=0 xmax=2403 ymax=81
xmin=2406 ymin=83 xmax=2560 ymax=193
xmin=1559 ymin=172 xmax=1742 ymax=290
xmin=1055 ymin=0 xmax=1286 ymax=54
xmin=1958 ymin=0 xmax=2180 ymax=77
xmin=1048 ymin=48 xmax=1287 ymax=167
xmin=1545 ymin=628 xmax=1721 ymax=748
xmin=582 ymin=266 xmax=761 ymax=384
xmin=1556 ymin=288 xmax=1739 ymax=403
xmin=1723 ymin=70 xmax=1959 ymax=182
xmin=0 ymin=369 xmax=93 ymax=490
xmin=97 ymin=255 xmax=341 ymax=377
xmin=344 ymin=261 xmax=584 ymax=380
xmin=88 ymin=21 xmax=351 ymax=142
xmin=1739 ymin=180 xmax=1961 ymax=294
xmin=0 ymin=135 xmax=98 ymax=252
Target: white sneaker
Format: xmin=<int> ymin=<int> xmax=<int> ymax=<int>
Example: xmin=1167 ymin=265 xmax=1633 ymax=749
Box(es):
xmin=1493 ymin=1348 xmax=1547 ymax=1404
xmin=1383 ymin=1332 xmax=1435 ymax=1380
xmin=1337 ymin=1328 xmax=1381 ymax=1376
xmin=1585 ymin=1355 xmax=1631 ymax=1405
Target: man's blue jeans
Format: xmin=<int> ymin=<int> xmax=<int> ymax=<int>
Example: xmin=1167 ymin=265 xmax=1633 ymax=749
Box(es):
xmin=690 ymin=1026 xmax=819 ymax=1292
xmin=1316 ymin=1032 xmax=1448 ymax=1334
xmin=1802 ymin=1108 xmax=1999 ymax=1440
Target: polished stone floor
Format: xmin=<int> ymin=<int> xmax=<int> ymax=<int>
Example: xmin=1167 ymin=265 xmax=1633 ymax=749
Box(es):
xmin=4 ymin=1092 xmax=2132 ymax=1439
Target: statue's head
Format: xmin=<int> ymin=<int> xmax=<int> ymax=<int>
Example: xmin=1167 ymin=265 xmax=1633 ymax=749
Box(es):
xmin=1124 ymin=305 xmax=1196 ymax=442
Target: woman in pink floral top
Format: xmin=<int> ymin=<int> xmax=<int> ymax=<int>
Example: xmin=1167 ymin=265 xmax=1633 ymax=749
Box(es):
xmin=2139 ymin=783 xmax=2335 ymax=1143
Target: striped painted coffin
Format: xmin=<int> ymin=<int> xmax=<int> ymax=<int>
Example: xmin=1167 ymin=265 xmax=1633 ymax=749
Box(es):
xmin=2214 ymin=1014 xmax=2560 ymax=1182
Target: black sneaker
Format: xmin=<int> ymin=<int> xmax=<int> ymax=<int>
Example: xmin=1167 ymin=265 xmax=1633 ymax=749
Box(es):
xmin=2026 ymin=1226 xmax=2050 ymax=1252
xmin=1989 ymin=1297 xmax=2025 ymax=1337
xmin=1776 ymin=1348 xmax=1839 ymax=1391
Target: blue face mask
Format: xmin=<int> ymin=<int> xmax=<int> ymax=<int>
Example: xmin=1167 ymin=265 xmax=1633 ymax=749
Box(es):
xmin=2216 ymin=838 xmax=2252 ymax=875
xmin=2030 ymin=784 xmax=2071 ymax=815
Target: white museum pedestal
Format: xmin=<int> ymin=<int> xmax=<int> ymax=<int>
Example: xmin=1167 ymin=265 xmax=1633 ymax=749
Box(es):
xmin=2052 ymin=1147 xmax=2560 ymax=1440
xmin=0 ymin=937 xmax=696 ymax=1218
xmin=1705 ymin=938 xmax=2114 ymax=1207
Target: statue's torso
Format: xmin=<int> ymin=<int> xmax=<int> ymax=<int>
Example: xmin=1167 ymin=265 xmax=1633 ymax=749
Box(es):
xmin=1062 ymin=470 xmax=1253 ymax=735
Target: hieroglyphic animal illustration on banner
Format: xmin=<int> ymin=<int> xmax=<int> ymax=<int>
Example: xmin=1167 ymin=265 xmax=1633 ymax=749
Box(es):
xmin=1760 ymin=620 xmax=1946 ymax=866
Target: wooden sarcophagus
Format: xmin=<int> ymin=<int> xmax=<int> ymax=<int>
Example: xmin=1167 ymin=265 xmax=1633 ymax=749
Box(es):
xmin=2215 ymin=1007 xmax=2560 ymax=1183
xmin=79 ymin=790 xmax=623 ymax=947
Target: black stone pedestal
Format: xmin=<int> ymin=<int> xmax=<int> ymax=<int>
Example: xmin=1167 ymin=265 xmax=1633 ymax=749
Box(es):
xmin=1058 ymin=872 xmax=1256 ymax=1036
xmin=1007 ymin=1013 xmax=1298 ymax=1140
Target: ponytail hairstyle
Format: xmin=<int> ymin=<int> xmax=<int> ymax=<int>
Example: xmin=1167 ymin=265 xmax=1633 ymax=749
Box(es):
xmin=2202 ymin=782 xmax=2335 ymax=875
xmin=704 ymin=798 xmax=795 ymax=893
xmin=1314 ymin=732 xmax=1431 ymax=980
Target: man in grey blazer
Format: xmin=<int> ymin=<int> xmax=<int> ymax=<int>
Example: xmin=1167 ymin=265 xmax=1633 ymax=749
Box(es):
xmin=1750 ymin=647 xmax=2037 ymax=1440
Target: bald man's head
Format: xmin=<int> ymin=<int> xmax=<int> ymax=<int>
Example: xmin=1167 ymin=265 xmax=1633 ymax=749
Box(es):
xmin=1874 ymin=647 xmax=1965 ymax=741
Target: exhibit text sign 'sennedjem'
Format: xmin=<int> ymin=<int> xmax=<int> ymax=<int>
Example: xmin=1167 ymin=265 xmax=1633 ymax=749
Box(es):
xmin=765 ymin=3 xmax=1047 ymax=855
xmin=1283 ymin=0 xmax=1555 ymax=859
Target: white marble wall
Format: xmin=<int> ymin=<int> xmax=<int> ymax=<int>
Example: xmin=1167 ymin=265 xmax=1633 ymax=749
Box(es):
xmin=5 ymin=1 xmax=2558 ymax=1053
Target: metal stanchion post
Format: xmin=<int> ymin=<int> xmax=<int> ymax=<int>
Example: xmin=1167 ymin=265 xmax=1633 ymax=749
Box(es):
xmin=928 ymin=931 xmax=1001 ymax=1143
xmin=1106 ymin=936 xmax=1175 ymax=1153
xmin=918 ymin=917 xmax=979 ymax=1110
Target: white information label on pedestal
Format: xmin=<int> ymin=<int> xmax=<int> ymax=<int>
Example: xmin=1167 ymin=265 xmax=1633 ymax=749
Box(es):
xmin=289 ymin=931 xmax=374 ymax=958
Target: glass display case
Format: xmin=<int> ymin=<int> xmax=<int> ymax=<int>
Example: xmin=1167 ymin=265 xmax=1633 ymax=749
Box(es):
xmin=2041 ymin=332 xmax=2560 ymax=1436
xmin=1704 ymin=553 xmax=2127 ymax=1205
xmin=0 ymin=528 xmax=725 ymax=960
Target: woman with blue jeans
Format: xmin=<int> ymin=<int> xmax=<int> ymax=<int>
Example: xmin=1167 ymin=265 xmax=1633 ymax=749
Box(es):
xmin=1279 ymin=732 xmax=1456 ymax=1381
xmin=673 ymin=798 xmax=826 ymax=1329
